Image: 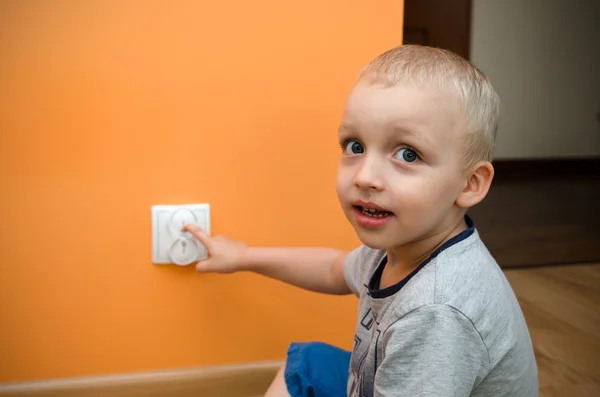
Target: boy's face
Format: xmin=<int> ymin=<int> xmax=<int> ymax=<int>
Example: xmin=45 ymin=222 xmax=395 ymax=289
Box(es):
xmin=336 ymin=80 xmax=469 ymax=250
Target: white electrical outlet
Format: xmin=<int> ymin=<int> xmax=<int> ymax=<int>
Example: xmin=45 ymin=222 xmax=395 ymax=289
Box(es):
xmin=151 ymin=204 xmax=210 ymax=265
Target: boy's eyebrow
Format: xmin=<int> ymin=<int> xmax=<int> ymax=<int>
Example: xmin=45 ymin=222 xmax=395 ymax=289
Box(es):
xmin=391 ymin=125 xmax=434 ymax=148
xmin=337 ymin=123 xmax=357 ymax=134
xmin=391 ymin=125 xmax=418 ymax=138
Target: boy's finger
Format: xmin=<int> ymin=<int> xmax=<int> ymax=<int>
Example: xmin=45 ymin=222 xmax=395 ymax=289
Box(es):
xmin=195 ymin=259 xmax=212 ymax=272
xmin=181 ymin=224 xmax=212 ymax=248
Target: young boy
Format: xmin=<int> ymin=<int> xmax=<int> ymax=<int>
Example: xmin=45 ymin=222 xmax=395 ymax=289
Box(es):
xmin=183 ymin=45 xmax=539 ymax=397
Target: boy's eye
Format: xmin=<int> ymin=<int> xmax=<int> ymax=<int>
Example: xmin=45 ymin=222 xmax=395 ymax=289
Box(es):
xmin=344 ymin=140 xmax=365 ymax=155
xmin=394 ymin=148 xmax=419 ymax=163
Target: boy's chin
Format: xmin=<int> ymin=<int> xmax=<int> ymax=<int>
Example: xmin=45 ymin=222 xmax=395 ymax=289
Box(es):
xmin=354 ymin=229 xmax=399 ymax=250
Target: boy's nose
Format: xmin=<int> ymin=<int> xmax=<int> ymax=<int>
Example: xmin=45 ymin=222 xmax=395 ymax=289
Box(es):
xmin=353 ymin=157 xmax=384 ymax=191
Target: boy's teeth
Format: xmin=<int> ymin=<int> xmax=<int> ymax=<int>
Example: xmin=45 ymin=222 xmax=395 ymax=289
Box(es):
xmin=361 ymin=207 xmax=390 ymax=218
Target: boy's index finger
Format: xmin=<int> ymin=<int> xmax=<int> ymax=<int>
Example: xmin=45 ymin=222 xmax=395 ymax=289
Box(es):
xmin=181 ymin=224 xmax=211 ymax=246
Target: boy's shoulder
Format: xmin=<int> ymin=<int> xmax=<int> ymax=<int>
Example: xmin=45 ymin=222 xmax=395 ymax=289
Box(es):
xmin=385 ymin=228 xmax=515 ymax=326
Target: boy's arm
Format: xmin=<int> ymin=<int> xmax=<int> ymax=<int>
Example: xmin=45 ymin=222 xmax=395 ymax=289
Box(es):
xmin=240 ymin=247 xmax=351 ymax=295
xmin=375 ymin=304 xmax=489 ymax=397
xmin=182 ymin=224 xmax=352 ymax=295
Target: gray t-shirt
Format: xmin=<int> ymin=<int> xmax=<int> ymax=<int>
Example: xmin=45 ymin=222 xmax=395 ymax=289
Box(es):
xmin=343 ymin=220 xmax=538 ymax=396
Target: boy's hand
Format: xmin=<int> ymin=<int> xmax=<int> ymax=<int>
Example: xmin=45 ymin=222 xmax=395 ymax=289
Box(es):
xmin=181 ymin=224 xmax=247 ymax=273
xmin=181 ymin=224 xmax=351 ymax=295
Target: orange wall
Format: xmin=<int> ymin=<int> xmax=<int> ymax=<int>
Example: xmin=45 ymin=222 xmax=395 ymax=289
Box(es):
xmin=0 ymin=0 xmax=403 ymax=382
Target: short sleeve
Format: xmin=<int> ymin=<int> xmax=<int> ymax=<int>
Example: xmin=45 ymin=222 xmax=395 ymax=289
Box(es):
xmin=375 ymin=304 xmax=490 ymax=397
xmin=343 ymin=245 xmax=365 ymax=296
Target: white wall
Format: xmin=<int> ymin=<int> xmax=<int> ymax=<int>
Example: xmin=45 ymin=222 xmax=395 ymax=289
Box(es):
xmin=470 ymin=0 xmax=600 ymax=159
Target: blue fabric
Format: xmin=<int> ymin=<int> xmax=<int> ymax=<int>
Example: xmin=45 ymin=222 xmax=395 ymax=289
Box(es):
xmin=284 ymin=342 xmax=351 ymax=397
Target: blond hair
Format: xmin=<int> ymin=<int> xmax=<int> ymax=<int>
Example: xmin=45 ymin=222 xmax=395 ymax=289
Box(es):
xmin=359 ymin=45 xmax=500 ymax=168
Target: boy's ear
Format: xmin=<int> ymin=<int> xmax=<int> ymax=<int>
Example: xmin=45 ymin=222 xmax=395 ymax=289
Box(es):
xmin=456 ymin=161 xmax=494 ymax=209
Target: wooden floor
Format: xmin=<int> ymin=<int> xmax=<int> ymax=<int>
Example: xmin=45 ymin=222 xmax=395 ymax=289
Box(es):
xmin=505 ymin=263 xmax=600 ymax=397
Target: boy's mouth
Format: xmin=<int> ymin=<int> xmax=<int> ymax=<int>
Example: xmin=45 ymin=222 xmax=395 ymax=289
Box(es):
xmin=353 ymin=205 xmax=394 ymax=218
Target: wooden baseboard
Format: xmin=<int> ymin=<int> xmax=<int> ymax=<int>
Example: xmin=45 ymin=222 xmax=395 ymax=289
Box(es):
xmin=0 ymin=361 xmax=282 ymax=397
xmin=492 ymin=157 xmax=600 ymax=182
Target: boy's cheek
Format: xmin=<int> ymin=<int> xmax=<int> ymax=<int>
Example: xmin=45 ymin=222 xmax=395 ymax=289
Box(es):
xmin=393 ymin=184 xmax=450 ymax=213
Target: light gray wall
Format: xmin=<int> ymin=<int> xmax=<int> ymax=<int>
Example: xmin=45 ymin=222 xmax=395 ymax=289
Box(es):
xmin=470 ymin=0 xmax=600 ymax=159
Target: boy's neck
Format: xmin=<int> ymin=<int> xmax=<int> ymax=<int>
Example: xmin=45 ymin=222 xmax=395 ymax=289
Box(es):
xmin=385 ymin=216 xmax=469 ymax=273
